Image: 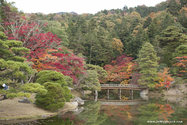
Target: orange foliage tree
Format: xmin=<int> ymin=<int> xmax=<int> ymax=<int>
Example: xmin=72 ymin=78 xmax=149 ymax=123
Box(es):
xmin=104 ymin=54 xmax=135 ymax=84
xmin=155 ymin=68 xmax=174 ymax=89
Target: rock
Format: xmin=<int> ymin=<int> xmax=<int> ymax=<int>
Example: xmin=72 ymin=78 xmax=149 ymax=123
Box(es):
xmin=68 ymin=87 xmax=74 ymax=90
xmin=140 ymin=89 xmax=149 ymax=100
xmin=73 ymin=107 xmax=84 ymax=114
xmin=18 ymin=97 xmax=31 ymax=103
xmin=71 ymin=102 xmax=78 ymax=107
xmin=73 ymin=97 xmax=84 ymax=105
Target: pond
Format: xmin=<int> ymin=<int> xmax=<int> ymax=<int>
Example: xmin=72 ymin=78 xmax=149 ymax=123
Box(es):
xmin=1 ymin=90 xmax=187 ymax=125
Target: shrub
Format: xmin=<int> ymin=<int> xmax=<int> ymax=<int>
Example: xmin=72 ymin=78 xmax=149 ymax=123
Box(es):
xmin=35 ymin=82 xmax=66 ymax=111
xmin=36 ymin=70 xmax=67 ymax=87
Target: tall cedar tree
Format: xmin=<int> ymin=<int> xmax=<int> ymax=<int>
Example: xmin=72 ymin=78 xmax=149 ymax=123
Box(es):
xmin=159 ymin=26 xmax=183 ymax=66
xmin=137 ymin=42 xmax=160 ymax=88
xmin=167 ymin=0 xmax=181 ymax=16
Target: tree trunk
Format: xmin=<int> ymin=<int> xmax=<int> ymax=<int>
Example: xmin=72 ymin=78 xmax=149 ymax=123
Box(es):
xmin=94 ymin=90 xmax=98 ymax=102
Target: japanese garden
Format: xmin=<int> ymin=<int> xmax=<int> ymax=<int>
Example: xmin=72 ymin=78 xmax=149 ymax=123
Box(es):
xmin=0 ymin=0 xmax=187 ymax=124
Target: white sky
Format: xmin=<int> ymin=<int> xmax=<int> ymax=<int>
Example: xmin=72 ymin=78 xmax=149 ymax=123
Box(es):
xmin=7 ymin=0 xmax=166 ymax=14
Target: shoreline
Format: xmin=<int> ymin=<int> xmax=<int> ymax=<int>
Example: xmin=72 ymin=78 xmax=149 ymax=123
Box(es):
xmin=0 ymin=90 xmax=82 ymax=122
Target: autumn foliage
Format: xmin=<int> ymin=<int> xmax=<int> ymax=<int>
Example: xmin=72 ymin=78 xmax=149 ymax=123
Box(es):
xmin=155 ymin=68 xmax=174 ymax=89
xmin=104 ymin=54 xmax=135 ymax=84
xmin=32 ymin=48 xmax=85 ymax=84
xmin=173 ymin=56 xmax=187 ymax=77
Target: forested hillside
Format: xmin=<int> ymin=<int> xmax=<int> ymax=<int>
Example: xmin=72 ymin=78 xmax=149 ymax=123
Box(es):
xmin=1 ymin=0 xmax=187 ymax=110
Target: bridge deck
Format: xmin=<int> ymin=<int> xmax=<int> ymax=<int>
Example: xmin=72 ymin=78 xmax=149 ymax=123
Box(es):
xmin=101 ymin=84 xmax=147 ymax=90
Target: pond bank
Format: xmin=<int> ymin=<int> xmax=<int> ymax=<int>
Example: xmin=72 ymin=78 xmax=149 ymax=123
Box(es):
xmin=0 ymin=90 xmax=84 ymax=122
xmin=148 ymin=84 xmax=187 ymax=96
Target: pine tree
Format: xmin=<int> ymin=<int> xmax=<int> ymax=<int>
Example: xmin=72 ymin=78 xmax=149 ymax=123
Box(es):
xmin=159 ymin=26 xmax=183 ymax=53
xmin=143 ymin=17 xmax=152 ymax=29
xmin=180 ymin=0 xmax=187 ymax=7
xmin=137 ymin=42 xmax=160 ymax=88
xmin=167 ymin=0 xmax=181 ymax=16
xmin=0 ymin=31 xmax=35 ymax=85
xmin=160 ymin=14 xmax=174 ymax=31
xmin=159 ymin=26 xmax=184 ymax=66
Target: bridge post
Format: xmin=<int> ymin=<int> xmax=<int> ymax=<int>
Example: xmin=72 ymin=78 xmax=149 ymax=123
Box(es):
xmin=130 ymin=89 xmax=133 ymax=100
xmin=106 ymin=88 xmax=109 ymax=100
xmin=118 ymin=88 xmax=121 ymax=100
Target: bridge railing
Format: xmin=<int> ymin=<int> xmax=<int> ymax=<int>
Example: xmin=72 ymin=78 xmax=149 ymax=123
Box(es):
xmin=100 ymin=84 xmax=146 ymax=88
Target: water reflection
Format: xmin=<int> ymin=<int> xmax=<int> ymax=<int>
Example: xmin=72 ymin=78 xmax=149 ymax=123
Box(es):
xmin=2 ymin=95 xmax=187 ymax=125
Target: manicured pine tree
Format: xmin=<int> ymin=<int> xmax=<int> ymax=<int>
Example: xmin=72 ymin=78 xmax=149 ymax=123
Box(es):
xmin=137 ymin=42 xmax=160 ymax=88
xmin=0 ymin=31 xmax=35 ymax=85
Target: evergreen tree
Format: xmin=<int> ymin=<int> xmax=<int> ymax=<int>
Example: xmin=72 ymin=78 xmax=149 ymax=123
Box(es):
xmin=0 ymin=31 xmax=35 ymax=85
xmin=160 ymin=14 xmax=174 ymax=31
xmin=167 ymin=0 xmax=181 ymax=16
xmin=143 ymin=17 xmax=152 ymax=29
xmin=35 ymin=82 xmax=66 ymax=111
xmin=117 ymin=18 xmax=129 ymax=43
xmin=159 ymin=26 xmax=183 ymax=66
xmin=140 ymin=31 xmax=149 ymax=43
xmin=180 ymin=0 xmax=187 ymax=7
xmin=79 ymin=70 xmax=101 ymax=92
xmin=178 ymin=12 xmax=187 ymax=28
xmin=36 ymin=70 xmax=67 ymax=87
xmin=159 ymin=26 xmax=183 ymax=53
xmin=147 ymin=21 xmax=157 ymax=43
xmin=173 ymin=44 xmax=187 ymax=57
xmin=125 ymin=34 xmax=138 ymax=58
xmin=137 ymin=42 xmax=159 ymax=88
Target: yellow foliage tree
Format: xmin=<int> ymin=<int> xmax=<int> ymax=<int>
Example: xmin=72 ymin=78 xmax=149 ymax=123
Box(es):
xmin=111 ymin=38 xmax=124 ymax=54
xmin=129 ymin=12 xmax=141 ymax=19
xmin=155 ymin=68 xmax=174 ymax=89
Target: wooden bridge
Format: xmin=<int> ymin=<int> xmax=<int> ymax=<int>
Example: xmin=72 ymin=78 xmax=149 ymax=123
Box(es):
xmin=100 ymin=84 xmax=147 ymax=90
xmin=99 ymin=84 xmax=148 ymax=100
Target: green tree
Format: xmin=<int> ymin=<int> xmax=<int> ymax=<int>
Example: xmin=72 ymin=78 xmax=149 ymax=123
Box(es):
xmin=79 ymin=70 xmax=101 ymax=92
xmin=160 ymin=14 xmax=174 ymax=31
xmin=147 ymin=21 xmax=157 ymax=40
xmin=36 ymin=70 xmax=67 ymax=87
xmin=159 ymin=26 xmax=183 ymax=66
xmin=137 ymin=42 xmax=159 ymax=88
xmin=180 ymin=0 xmax=187 ymax=7
xmin=35 ymin=82 xmax=66 ymax=111
xmin=117 ymin=18 xmax=129 ymax=43
xmin=173 ymin=44 xmax=187 ymax=57
xmin=0 ymin=31 xmax=35 ymax=85
xmin=84 ymin=64 xmax=107 ymax=82
xmin=125 ymin=34 xmax=137 ymax=58
xmin=43 ymin=20 xmax=69 ymax=47
xmin=167 ymin=0 xmax=181 ymax=16
xmin=143 ymin=17 xmax=152 ymax=29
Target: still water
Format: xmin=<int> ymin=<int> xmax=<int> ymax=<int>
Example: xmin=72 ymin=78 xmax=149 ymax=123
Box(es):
xmin=2 ymin=90 xmax=187 ymax=125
